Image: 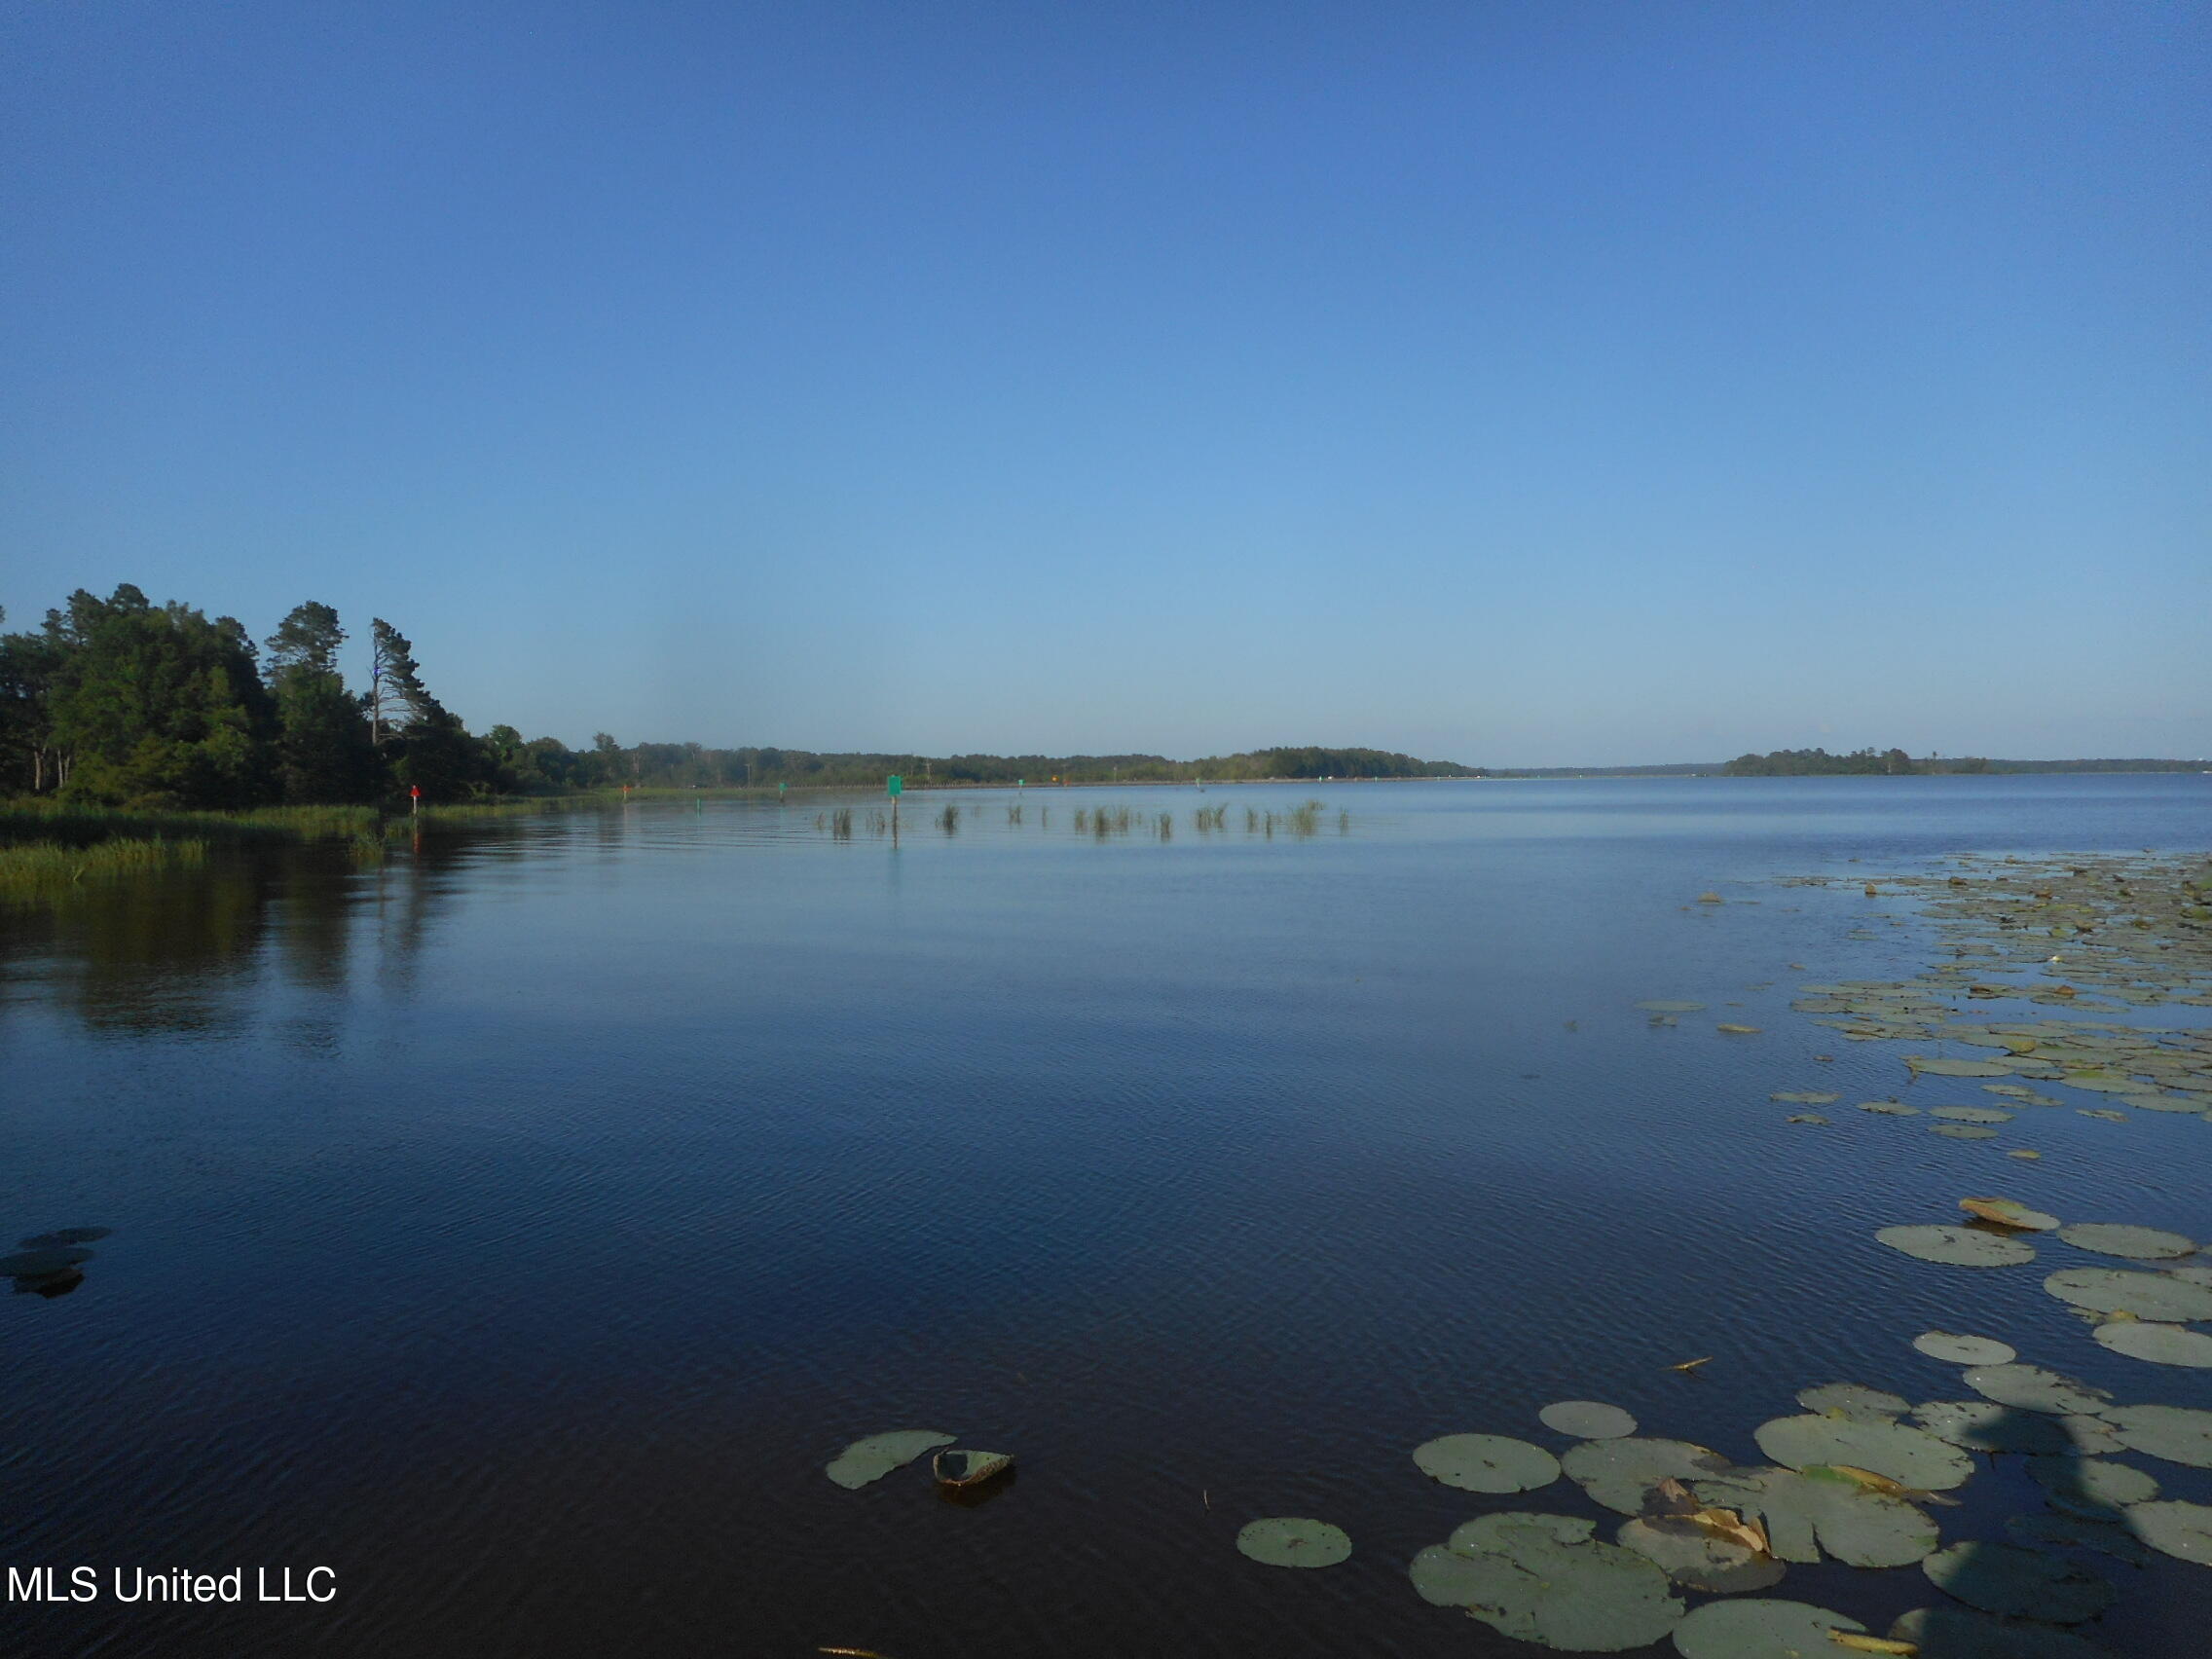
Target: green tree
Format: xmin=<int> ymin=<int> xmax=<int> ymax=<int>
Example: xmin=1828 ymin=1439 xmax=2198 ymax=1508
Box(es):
xmin=265 ymin=602 xmax=376 ymax=802
xmin=47 ymin=584 xmax=277 ymax=807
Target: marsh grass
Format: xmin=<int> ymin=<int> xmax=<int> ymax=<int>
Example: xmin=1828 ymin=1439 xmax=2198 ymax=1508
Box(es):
xmin=937 ymin=804 xmax=960 ymax=835
xmin=0 ymin=834 xmax=209 ymax=895
xmin=831 ymin=808 xmax=854 ymax=839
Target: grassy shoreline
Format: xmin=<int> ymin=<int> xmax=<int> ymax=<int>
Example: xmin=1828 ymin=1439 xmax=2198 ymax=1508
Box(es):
xmin=0 ymin=797 xmax=568 ymax=898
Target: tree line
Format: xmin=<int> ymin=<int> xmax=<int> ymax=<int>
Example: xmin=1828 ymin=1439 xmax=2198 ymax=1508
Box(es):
xmin=1721 ymin=747 xmax=1920 ymax=776
xmin=0 ymin=583 xmax=1483 ymax=808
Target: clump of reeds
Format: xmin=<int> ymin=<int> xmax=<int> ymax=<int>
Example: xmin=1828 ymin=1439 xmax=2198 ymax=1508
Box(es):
xmin=1244 ymin=806 xmax=1259 ymax=832
xmin=1338 ymin=809 xmax=1350 ymax=835
xmin=938 ymin=804 xmax=959 ymax=834
xmin=1074 ymin=808 xmax=1090 ymax=832
xmin=347 ymin=830 xmax=387 ymax=864
xmin=1194 ymin=803 xmax=1228 ymax=831
xmin=831 ymin=808 xmax=854 ymax=839
xmin=1288 ymin=799 xmax=1323 ymax=836
xmin=1157 ymin=812 xmax=1172 ymax=840
xmin=1007 ymin=804 xmax=1023 ymax=825
xmin=0 ymin=833 xmax=209 ymax=896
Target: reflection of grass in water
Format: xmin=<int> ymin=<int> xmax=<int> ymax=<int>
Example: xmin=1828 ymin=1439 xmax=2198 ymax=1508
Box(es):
xmin=0 ymin=834 xmax=209 ymax=894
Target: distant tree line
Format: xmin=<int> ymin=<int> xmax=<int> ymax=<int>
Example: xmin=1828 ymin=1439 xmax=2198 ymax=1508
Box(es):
xmin=0 ymin=583 xmax=1483 ymax=808
xmin=1722 ymin=747 xmax=1920 ymax=776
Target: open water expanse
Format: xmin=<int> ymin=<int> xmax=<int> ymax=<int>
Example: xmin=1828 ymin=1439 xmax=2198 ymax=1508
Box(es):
xmin=4 ymin=774 xmax=2211 ymax=1658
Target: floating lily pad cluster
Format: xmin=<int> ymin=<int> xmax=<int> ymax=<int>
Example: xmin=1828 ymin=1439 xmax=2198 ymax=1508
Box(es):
xmin=1 ymin=1225 xmax=110 ymax=1297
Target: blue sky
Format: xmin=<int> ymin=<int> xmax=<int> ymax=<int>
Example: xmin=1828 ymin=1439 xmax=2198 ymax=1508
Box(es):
xmin=4 ymin=1 xmax=2205 ymax=766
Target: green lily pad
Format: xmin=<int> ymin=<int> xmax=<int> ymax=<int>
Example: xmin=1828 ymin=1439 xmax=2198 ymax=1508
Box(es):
xmin=1888 ymin=1605 xmax=2115 ymax=1659
xmin=1910 ymin=1056 xmax=2015 ymax=1077
xmin=2007 ymin=1510 xmax=2154 ymax=1567
xmin=1413 ymin=1432 xmax=1561 ymax=1493
xmin=1753 ymin=1415 xmax=1972 ymax=1490
xmin=1639 ymin=1001 xmax=1706 ymax=1012
xmin=1562 ymin=1438 xmax=1732 ymax=1515
xmin=825 ymin=1429 xmax=956 ymax=1489
xmin=2061 ymin=1072 xmax=2152 ymax=1092
xmin=2091 ymin=1320 xmax=2212 ymax=1367
xmin=1962 ymin=1363 xmax=2112 ymax=1416
xmin=1860 ymin=1100 xmax=1921 ymax=1116
xmin=16 ymin=1227 xmax=110 ymax=1247
xmin=2007 ymin=1149 xmax=2044 ymax=1160
xmin=1935 ymin=1106 xmax=2016 ymax=1124
xmin=2055 ymin=1223 xmax=2196 ymax=1260
xmin=1411 ymin=1512 xmax=1683 ymax=1652
xmin=1934 ymin=1124 xmax=2000 ymax=1139
xmin=1615 ymin=1517 xmax=1786 ymax=1595
xmin=1692 ymin=1465 xmax=1936 ymax=1567
xmin=1921 ymin=1540 xmax=2112 ymax=1623
xmin=1795 ymin=1382 xmax=1908 ymax=1422
xmin=2099 ymin=1403 xmax=2212 ymax=1467
xmin=1540 ymin=1400 xmax=1638 ymax=1439
xmin=1235 ymin=1516 xmax=1349 ymax=1567
xmin=2077 ymin=1108 xmax=2128 ymax=1123
xmin=1958 ymin=1198 xmax=2060 ymax=1231
xmin=1670 ymin=1599 xmax=1862 ymax=1659
xmin=1915 ymin=1331 xmax=2017 ymax=1366
xmin=0 ymin=1247 xmax=93 ymax=1277
xmin=1909 ymin=1401 xmax=2119 ymax=1456
xmin=2126 ymin=1499 xmax=2212 ymax=1565
xmin=2045 ymin=1266 xmax=2212 ymax=1321
xmin=2027 ymin=1456 xmax=2158 ymax=1511
xmin=1877 ymin=1225 xmax=2036 ymax=1267
xmin=1771 ymin=1091 xmax=1840 ymax=1105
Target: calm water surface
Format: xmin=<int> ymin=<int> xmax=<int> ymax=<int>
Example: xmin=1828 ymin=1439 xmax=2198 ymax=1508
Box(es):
xmin=4 ymin=776 xmax=2210 ymax=1657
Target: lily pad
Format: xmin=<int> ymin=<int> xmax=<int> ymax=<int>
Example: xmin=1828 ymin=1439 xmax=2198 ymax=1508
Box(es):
xmin=2054 ymin=1223 xmax=2195 ymax=1260
xmin=933 ymin=1449 xmax=1012 ymax=1487
xmin=1936 ymin=1106 xmax=2017 ymax=1124
xmin=1235 ymin=1516 xmax=1349 ymax=1567
xmin=1915 ymin=1331 xmax=2017 ymax=1366
xmin=1540 ymin=1400 xmax=1638 ymax=1440
xmin=1411 ymin=1512 xmax=1683 ymax=1652
xmin=1910 ymin=1401 xmax=2119 ymax=1456
xmin=1616 ymin=1517 xmax=1785 ymax=1595
xmin=2099 ymin=1404 xmax=2212 ymax=1467
xmin=0 ymin=1247 xmax=93 ymax=1278
xmin=1888 ymin=1605 xmax=2115 ymax=1659
xmin=1692 ymin=1465 xmax=1936 ymax=1567
xmin=2027 ymin=1456 xmax=2158 ymax=1512
xmin=2091 ymin=1320 xmax=2212 ymax=1367
xmin=2045 ymin=1266 xmax=2212 ymax=1322
xmin=1958 ymin=1198 xmax=2059 ymax=1231
xmin=1771 ymin=1091 xmax=1840 ymax=1105
xmin=1910 ymin=1057 xmax=2015 ymax=1077
xmin=2007 ymin=1511 xmax=2154 ymax=1567
xmin=1413 ymin=1432 xmax=1561 ymax=1493
xmin=1716 ymin=1024 xmax=1761 ymax=1035
xmin=1877 ymin=1226 xmax=2036 ymax=1267
xmin=1962 ymin=1363 xmax=2111 ymax=1417
xmin=1670 ymin=1599 xmax=1862 ymax=1659
xmin=1753 ymin=1415 xmax=1972 ymax=1490
xmin=1563 ymin=1438 xmax=1733 ymax=1515
xmin=1934 ymin=1124 xmax=2000 ymax=1139
xmin=16 ymin=1227 xmax=110 ymax=1247
xmin=825 ymin=1429 xmax=956 ymax=1489
xmin=2126 ymin=1499 xmax=2212 ymax=1565
xmin=1639 ymin=1001 xmax=1707 ymax=1013
xmin=1794 ymin=1382 xmax=1907 ymax=1422
xmin=1921 ymin=1540 xmax=2112 ymax=1624
xmin=1860 ymin=1101 xmax=1921 ymax=1116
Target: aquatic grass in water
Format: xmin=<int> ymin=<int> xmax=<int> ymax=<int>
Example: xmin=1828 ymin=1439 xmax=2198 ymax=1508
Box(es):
xmin=0 ymin=834 xmax=211 ymax=894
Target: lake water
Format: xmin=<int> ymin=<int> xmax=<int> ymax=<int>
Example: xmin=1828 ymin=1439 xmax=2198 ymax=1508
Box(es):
xmin=4 ymin=775 xmax=2209 ymax=1657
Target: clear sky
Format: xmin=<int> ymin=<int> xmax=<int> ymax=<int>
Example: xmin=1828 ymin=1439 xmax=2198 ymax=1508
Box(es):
xmin=4 ymin=1 xmax=2205 ymax=766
